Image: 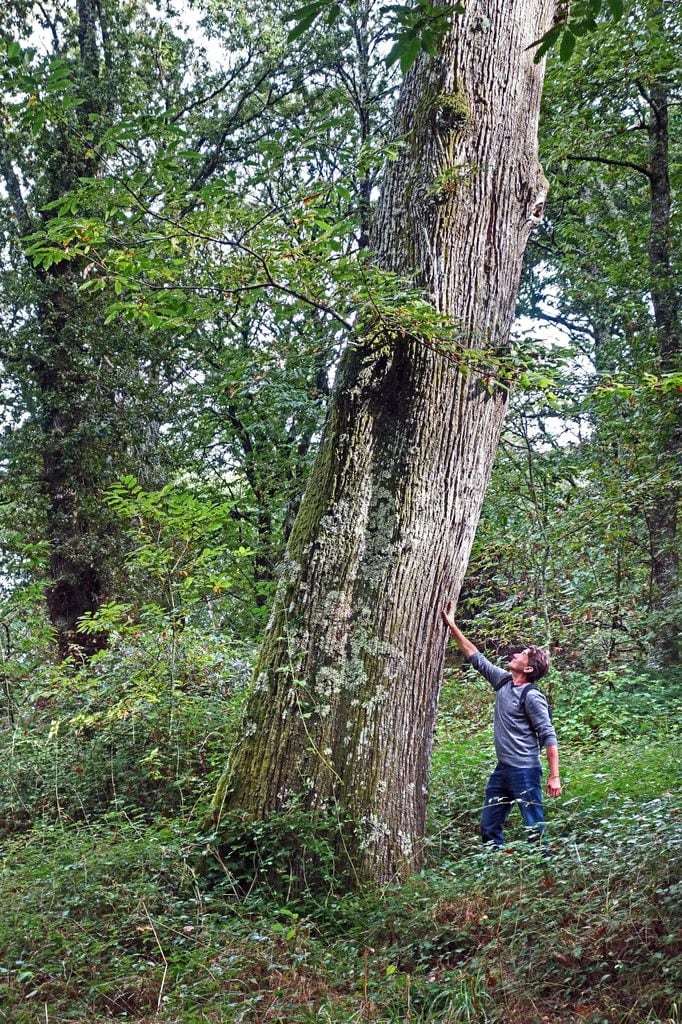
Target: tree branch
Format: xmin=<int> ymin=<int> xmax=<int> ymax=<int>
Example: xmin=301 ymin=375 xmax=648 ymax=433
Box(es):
xmin=567 ymin=152 xmax=652 ymax=179
xmin=36 ymin=1 xmax=60 ymax=49
xmin=0 ymin=115 xmax=33 ymax=235
xmin=530 ymin=309 xmax=596 ymax=338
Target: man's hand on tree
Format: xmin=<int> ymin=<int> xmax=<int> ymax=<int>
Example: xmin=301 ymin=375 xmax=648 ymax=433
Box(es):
xmin=442 ymin=600 xmax=456 ymax=630
xmin=441 ymin=604 xmax=478 ymax=658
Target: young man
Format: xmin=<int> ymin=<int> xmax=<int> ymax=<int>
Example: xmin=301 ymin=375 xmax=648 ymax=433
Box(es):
xmin=442 ymin=601 xmax=562 ymax=847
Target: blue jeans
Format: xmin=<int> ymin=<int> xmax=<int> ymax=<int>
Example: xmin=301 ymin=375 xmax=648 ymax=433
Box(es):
xmin=480 ymin=762 xmax=545 ymax=846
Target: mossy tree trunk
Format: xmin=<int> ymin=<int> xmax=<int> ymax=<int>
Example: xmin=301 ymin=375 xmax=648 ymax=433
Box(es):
xmin=646 ymin=69 xmax=680 ymax=665
xmin=0 ymin=0 xmax=109 ymax=657
xmin=213 ymin=0 xmax=555 ymax=883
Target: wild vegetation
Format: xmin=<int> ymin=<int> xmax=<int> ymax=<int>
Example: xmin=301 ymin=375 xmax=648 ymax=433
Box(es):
xmin=1 ymin=640 xmax=679 ymax=1022
xmin=0 ymin=0 xmax=680 ymax=1020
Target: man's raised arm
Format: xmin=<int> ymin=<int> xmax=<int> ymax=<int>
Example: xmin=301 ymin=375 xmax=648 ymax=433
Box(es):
xmin=442 ymin=601 xmax=478 ymax=659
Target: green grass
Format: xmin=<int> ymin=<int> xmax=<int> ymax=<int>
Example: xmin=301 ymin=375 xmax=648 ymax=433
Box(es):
xmin=1 ymin=669 xmax=680 ymax=1024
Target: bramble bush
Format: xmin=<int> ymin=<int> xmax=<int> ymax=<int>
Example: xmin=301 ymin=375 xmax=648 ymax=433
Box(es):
xmin=0 ymin=622 xmax=252 ymax=837
xmin=1 ymin=589 xmax=680 ymax=1023
xmin=1 ymin=790 xmax=679 ymax=1023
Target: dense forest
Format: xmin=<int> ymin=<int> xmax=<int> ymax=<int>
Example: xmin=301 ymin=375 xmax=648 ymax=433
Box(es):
xmin=0 ymin=0 xmax=680 ymax=1021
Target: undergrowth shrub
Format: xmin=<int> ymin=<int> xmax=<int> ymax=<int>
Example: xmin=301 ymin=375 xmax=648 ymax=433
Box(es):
xmin=0 ymin=628 xmax=252 ymax=837
xmin=198 ymin=803 xmax=356 ymax=902
xmin=552 ymin=668 xmax=682 ymax=746
xmin=1 ymin=793 xmax=679 ymax=1024
xmin=437 ymin=662 xmax=682 ymax=751
xmin=1 ymin=607 xmax=680 ymax=1023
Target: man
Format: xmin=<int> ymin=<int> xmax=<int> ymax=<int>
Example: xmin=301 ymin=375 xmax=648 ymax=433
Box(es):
xmin=442 ymin=601 xmax=562 ymax=847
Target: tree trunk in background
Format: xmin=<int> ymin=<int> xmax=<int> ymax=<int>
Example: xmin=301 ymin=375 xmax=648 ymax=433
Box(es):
xmin=0 ymin=0 xmax=109 ymax=657
xmin=214 ymin=0 xmax=555 ymax=883
xmin=646 ymin=63 xmax=680 ymax=665
xmin=34 ymin=281 xmax=107 ymax=658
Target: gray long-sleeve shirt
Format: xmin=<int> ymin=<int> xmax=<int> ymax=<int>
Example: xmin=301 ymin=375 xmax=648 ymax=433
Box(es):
xmin=468 ymin=652 xmax=558 ymax=768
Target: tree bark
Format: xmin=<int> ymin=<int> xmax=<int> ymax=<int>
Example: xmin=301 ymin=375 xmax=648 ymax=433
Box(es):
xmin=213 ymin=0 xmax=555 ymax=883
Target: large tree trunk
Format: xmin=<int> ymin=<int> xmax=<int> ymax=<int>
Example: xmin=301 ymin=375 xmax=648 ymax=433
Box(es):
xmin=213 ymin=0 xmax=555 ymax=883
xmin=34 ymin=284 xmax=107 ymax=659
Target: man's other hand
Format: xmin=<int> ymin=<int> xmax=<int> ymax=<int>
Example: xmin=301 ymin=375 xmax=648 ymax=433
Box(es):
xmin=547 ymin=776 xmax=562 ymax=798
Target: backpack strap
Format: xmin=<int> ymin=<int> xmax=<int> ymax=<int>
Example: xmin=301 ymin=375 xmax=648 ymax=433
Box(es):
xmin=514 ymin=681 xmax=553 ymax=746
xmin=514 ymin=681 xmax=540 ymax=746
xmin=518 ymin=681 xmax=539 ymax=715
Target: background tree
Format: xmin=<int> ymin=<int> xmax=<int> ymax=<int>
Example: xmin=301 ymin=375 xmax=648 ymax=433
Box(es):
xmin=1 ymin=0 xmax=383 ymax=654
xmin=459 ymin=0 xmax=681 ymax=669
xmin=0 ymin=1 xmax=193 ymax=654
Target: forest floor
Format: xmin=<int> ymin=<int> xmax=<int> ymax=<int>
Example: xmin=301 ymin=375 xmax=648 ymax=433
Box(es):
xmin=1 ymin=668 xmax=680 ymax=1024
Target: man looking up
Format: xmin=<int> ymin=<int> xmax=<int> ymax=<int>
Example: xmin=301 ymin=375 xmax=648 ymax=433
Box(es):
xmin=442 ymin=601 xmax=562 ymax=847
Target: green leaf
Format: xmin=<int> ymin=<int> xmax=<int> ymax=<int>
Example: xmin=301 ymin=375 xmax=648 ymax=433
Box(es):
xmin=287 ymin=11 xmax=322 ymax=42
xmin=385 ymin=34 xmax=421 ymax=74
xmin=284 ymin=0 xmax=327 ymax=22
xmin=605 ymin=0 xmax=624 ymax=18
xmin=7 ymin=40 xmax=23 ymax=65
xmin=285 ymin=0 xmax=329 ymax=39
xmin=399 ymin=37 xmax=421 ymax=74
xmin=559 ymin=30 xmax=576 ymax=62
xmin=421 ymin=29 xmax=438 ymax=55
xmin=530 ymin=22 xmax=562 ymax=63
xmin=385 ymin=39 xmax=405 ymax=69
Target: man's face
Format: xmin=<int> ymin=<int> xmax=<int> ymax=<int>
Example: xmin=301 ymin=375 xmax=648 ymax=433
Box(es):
xmin=508 ymin=648 xmax=532 ymax=675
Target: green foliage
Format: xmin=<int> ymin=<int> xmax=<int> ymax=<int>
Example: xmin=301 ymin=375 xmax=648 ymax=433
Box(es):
xmin=0 ymin=628 xmax=250 ymax=837
xmin=554 ymin=668 xmax=681 ymax=746
xmin=2 ymin=636 xmax=679 ymax=1021
xmin=1 ymin=765 xmax=679 ymax=1022
xmin=382 ymin=2 xmax=464 ymax=73
xmin=286 ymin=0 xmax=626 ymax=73
xmin=459 ymin=377 xmax=682 ymax=668
xmin=0 ymin=478 xmax=257 ymax=838
xmin=479 ymin=0 xmax=680 ymax=671
xmin=97 ymin=475 xmax=268 ymax=633
xmin=286 ymin=0 xmax=464 ymax=72
xmin=532 ymin=0 xmax=625 ymax=64
xmin=1 ymin=0 xmax=399 ymax=645
xmin=198 ymin=803 xmax=356 ymax=901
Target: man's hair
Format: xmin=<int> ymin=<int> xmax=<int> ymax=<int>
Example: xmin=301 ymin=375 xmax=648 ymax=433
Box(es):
xmin=526 ymin=645 xmax=550 ymax=682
